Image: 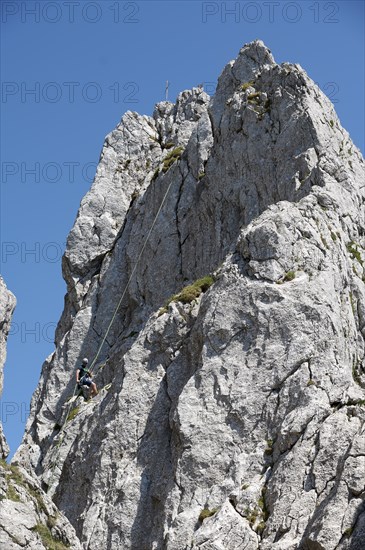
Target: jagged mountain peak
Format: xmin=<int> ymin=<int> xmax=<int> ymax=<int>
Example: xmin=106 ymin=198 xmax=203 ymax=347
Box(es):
xmin=7 ymin=41 xmax=365 ymax=550
xmin=211 ymin=39 xmax=275 ymax=125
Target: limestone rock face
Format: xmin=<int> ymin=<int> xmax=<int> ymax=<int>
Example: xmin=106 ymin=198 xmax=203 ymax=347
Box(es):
xmin=0 ymin=278 xmax=82 ymax=549
xmin=15 ymin=40 xmax=365 ymax=550
xmin=0 ymin=276 xmax=16 ymax=459
xmin=0 ymin=461 xmax=82 ymax=549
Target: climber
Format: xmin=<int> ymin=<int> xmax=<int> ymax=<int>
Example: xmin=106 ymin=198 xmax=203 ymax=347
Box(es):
xmin=76 ymin=358 xmax=98 ymax=399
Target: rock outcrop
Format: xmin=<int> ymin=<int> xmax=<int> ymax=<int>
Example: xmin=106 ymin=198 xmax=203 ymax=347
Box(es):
xmin=0 ymin=276 xmax=16 ymax=459
xmin=0 ymin=460 xmax=83 ymax=549
xmin=0 ymin=278 xmax=82 ymax=549
xmin=14 ymin=41 xmax=365 ymax=549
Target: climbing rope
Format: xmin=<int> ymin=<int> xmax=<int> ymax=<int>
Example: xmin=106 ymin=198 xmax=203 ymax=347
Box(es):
xmin=46 ymin=168 xmax=178 ymax=492
xmin=88 ymin=171 xmax=176 ymax=375
xmin=46 ymin=382 xmax=79 ymax=492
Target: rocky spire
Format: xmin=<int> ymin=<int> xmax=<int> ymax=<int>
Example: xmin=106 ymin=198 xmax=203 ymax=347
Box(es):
xmin=0 ymin=278 xmax=82 ymax=548
xmin=0 ymin=276 xmax=16 ymax=459
xmin=13 ymin=41 xmax=365 ymax=549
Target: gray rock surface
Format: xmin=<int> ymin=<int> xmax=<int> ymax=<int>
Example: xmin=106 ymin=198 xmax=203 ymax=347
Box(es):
xmin=0 ymin=278 xmax=81 ymax=548
xmin=0 ymin=276 xmax=16 ymax=459
xmin=0 ymin=460 xmax=82 ymax=549
xmin=14 ymin=40 xmax=365 ymax=549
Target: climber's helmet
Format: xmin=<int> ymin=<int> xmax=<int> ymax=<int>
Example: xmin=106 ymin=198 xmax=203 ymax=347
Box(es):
xmin=82 ymin=358 xmax=89 ymax=366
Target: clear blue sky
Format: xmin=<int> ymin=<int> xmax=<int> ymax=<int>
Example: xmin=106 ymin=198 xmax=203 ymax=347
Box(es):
xmin=1 ymin=0 xmax=364 ymax=457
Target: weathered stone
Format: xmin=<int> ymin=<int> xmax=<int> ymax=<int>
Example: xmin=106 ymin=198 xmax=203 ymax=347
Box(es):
xmin=12 ymin=40 xmax=365 ymax=549
xmin=0 ymin=461 xmax=82 ymax=549
xmin=0 ymin=277 xmax=16 ymax=458
xmin=0 ymin=279 xmax=82 ymax=548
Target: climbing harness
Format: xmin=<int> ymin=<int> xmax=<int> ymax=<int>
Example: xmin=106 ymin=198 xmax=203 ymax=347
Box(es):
xmin=46 ymin=169 xmax=178 ymax=492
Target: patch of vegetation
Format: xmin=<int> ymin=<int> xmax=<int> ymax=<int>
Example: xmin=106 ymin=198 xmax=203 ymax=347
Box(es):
xmin=199 ymin=508 xmax=219 ymax=522
xmin=66 ymin=406 xmax=80 ymax=423
xmin=247 ymin=92 xmax=261 ymax=101
xmin=329 ymin=119 xmax=334 ymax=128
xmin=343 ymin=526 xmax=353 ymax=537
xmin=245 ymin=507 xmax=259 ymax=526
xmin=244 ymin=488 xmax=269 ymax=534
xmin=330 ymin=231 xmax=337 ymax=242
xmin=27 ymin=482 xmax=48 ymax=515
xmin=258 ymin=488 xmax=269 ymax=521
xmin=307 ymin=379 xmax=316 ymax=387
xmin=5 ymin=463 xmax=48 ymax=514
xmin=47 ymin=515 xmax=58 ymax=530
xmin=32 ymin=523 xmax=70 ymax=550
xmin=7 ymin=483 xmax=21 ymax=502
xmin=124 ymin=159 xmax=131 ymax=168
xmin=0 ymin=458 xmax=9 ymax=469
xmin=152 ymin=167 xmax=160 ymax=181
xmin=160 ymin=275 xmax=215 ymax=315
xmin=347 ymin=242 xmax=363 ymax=267
xmin=353 ymin=265 xmax=360 ymax=278
xmin=131 ymin=189 xmax=140 ymax=201
xmin=246 ymin=89 xmax=271 ymax=120
xmin=163 ymin=142 xmax=175 ymax=149
xmin=3 ymin=464 xmax=27 ymax=504
xmin=198 ymin=172 xmax=205 ymax=180
xmin=7 ymin=464 xmax=25 ymax=486
xmin=277 ymin=270 xmax=295 ymax=285
xmin=241 ymin=483 xmax=250 ymax=490
xmin=284 ymin=270 xmax=296 ymax=282
xmin=241 ymin=81 xmax=255 ymax=91
xmin=162 ymin=147 xmax=184 ymax=173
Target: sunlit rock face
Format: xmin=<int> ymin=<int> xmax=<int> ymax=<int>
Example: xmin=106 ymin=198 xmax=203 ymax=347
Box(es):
xmin=15 ymin=41 xmax=365 ymax=550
